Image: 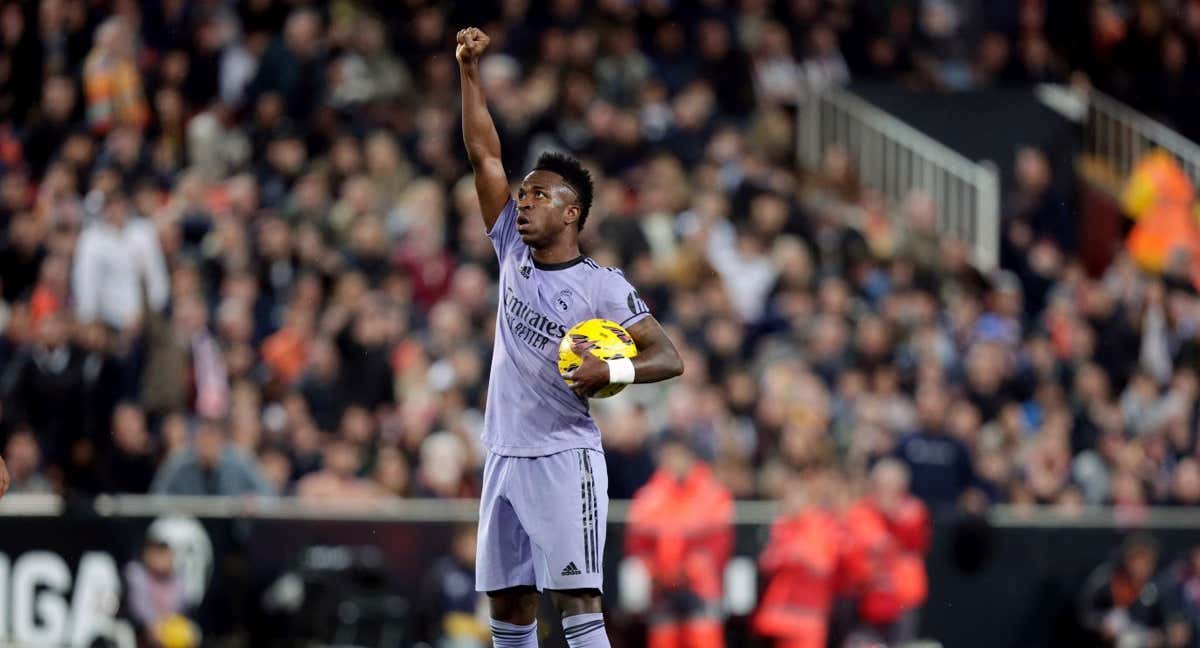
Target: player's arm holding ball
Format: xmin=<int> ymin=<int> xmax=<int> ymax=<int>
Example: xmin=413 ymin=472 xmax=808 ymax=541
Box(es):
xmin=568 ymin=310 xmax=683 ymax=398
xmin=456 ymin=27 xmax=509 ymax=229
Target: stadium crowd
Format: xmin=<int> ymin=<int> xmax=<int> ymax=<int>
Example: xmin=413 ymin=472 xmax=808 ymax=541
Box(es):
xmin=3 ymin=0 xmax=1200 ymax=646
xmin=1 ymin=0 xmax=1198 ymax=513
xmin=2 ymin=0 xmax=1200 ymax=643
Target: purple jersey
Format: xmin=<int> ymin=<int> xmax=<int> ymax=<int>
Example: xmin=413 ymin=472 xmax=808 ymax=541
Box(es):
xmin=482 ymin=199 xmax=651 ymax=457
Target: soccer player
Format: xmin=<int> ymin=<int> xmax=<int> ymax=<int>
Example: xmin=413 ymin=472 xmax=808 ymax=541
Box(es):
xmin=457 ymin=26 xmax=685 ymax=648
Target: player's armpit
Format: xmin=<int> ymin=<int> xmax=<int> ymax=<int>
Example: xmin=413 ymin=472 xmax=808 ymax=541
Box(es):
xmin=625 ymin=316 xmax=683 ymax=384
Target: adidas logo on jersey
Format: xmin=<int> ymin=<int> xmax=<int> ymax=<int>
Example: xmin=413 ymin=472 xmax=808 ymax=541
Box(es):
xmin=520 ymin=265 xmax=531 ymax=279
xmin=561 ymin=562 xmax=581 ymax=576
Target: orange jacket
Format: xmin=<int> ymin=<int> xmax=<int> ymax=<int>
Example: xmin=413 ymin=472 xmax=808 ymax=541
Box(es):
xmin=626 ymin=464 xmax=734 ymax=600
xmin=840 ymin=497 xmax=930 ymax=625
xmin=260 ymin=326 xmax=310 ymax=385
xmin=1122 ymin=150 xmax=1200 ymax=285
xmin=83 ymin=54 xmax=149 ymax=133
xmin=752 ymin=506 xmax=842 ymax=643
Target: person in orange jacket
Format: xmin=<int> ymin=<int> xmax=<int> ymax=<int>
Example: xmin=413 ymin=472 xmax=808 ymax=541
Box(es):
xmin=752 ymin=466 xmax=845 ymax=648
xmin=1122 ymin=150 xmax=1200 ymax=290
xmin=840 ymin=459 xmax=930 ymax=647
xmin=626 ymin=436 xmax=734 ymax=648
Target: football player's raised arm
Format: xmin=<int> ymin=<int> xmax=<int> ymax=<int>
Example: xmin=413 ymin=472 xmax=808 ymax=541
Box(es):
xmin=456 ymin=27 xmax=510 ymax=231
xmin=625 ymin=316 xmax=684 ymax=383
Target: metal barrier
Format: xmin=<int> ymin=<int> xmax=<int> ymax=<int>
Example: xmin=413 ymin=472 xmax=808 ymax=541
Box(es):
xmin=6 ymin=494 xmax=1200 ymax=529
xmin=0 ymin=493 xmax=781 ymax=524
xmin=1084 ymin=88 xmax=1200 ymax=187
xmin=3 ymin=495 xmax=1200 ymax=648
xmin=798 ymin=88 xmax=1002 ymax=270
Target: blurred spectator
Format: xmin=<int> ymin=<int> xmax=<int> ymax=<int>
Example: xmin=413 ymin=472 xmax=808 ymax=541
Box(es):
xmin=753 ymin=468 xmax=841 ymax=648
xmin=413 ymin=431 xmax=476 ymax=499
xmin=141 ymin=294 xmax=228 ymax=420
xmin=260 ymin=305 xmax=313 ymax=388
xmin=83 ymin=16 xmax=148 ymax=134
xmin=0 ymin=2 xmax=41 ymax=123
xmin=752 ymin=21 xmax=803 ymax=108
xmin=840 ymin=459 xmax=930 ymax=646
xmin=150 ymin=420 xmax=274 ymax=496
xmin=103 ymin=402 xmax=157 ymax=494
xmin=421 ymin=524 xmax=488 ymax=648
xmin=77 ymin=319 xmax=121 ymax=441
xmin=0 ymin=213 xmax=47 ymax=305
xmin=1006 ymin=147 xmax=1074 ymax=254
xmin=124 ymin=529 xmax=198 ymax=648
xmin=72 ymin=188 xmax=169 ymax=331
xmin=1164 ymin=546 xmax=1200 ymax=648
xmin=333 ymin=297 xmax=395 ymax=411
xmin=601 ymin=402 xmax=655 ymax=500
xmin=802 ymin=24 xmax=850 ymax=97
xmin=626 ymin=436 xmax=733 ymax=648
xmin=1073 ymin=429 xmax=1124 ymax=506
xmin=295 ymin=437 xmax=379 ymax=501
xmin=1 ymin=428 xmax=52 ymax=494
xmin=696 ymin=20 xmax=755 ymax=119
xmin=1 ymin=310 xmax=85 ymax=473
xmin=893 ymin=383 xmax=978 ymax=512
xmin=1169 ymin=459 xmax=1200 ymax=507
xmin=330 ymin=17 xmax=411 ymax=108
xmin=1080 ymin=533 xmax=1170 ymax=647
xmin=372 ymin=445 xmax=411 ymax=498
xmin=298 ymin=337 xmax=344 ymax=433
xmin=257 ymin=444 xmax=292 ymax=495
xmin=245 ymin=7 xmax=326 ymax=124
xmin=595 ymin=24 xmax=650 ymax=108
xmin=22 ymin=75 xmax=79 ymax=178
xmin=705 ymin=204 xmax=777 ymax=323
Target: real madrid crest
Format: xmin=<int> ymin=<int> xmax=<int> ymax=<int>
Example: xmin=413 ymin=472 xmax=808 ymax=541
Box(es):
xmin=553 ymin=289 xmax=573 ymax=312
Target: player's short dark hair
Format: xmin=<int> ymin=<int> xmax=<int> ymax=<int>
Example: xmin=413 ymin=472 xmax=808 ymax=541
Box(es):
xmin=533 ymin=151 xmax=593 ymax=231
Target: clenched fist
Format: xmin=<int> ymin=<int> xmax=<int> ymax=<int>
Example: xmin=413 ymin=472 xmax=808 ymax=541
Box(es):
xmin=456 ymin=27 xmax=490 ymax=66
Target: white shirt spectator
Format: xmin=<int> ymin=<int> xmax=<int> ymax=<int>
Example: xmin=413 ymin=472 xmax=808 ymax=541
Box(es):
xmin=72 ymin=212 xmax=169 ymax=329
xmin=705 ymin=218 xmax=778 ymax=322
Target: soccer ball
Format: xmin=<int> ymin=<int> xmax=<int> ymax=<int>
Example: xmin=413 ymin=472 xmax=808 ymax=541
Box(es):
xmin=154 ymin=614 xmax=200 ymax=648
xmin=558 ymin=318 xmax=638 ymax=398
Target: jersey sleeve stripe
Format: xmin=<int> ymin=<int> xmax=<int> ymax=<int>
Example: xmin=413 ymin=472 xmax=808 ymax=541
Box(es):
xmin=620 ymin=312 xmax=649 ymax=326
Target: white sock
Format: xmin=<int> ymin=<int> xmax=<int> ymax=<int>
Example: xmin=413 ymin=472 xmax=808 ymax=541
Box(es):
xmin=562 ymin=612 xmax=609 ymax=647
xmin=490 ymin=618 xmax=538 ymax=647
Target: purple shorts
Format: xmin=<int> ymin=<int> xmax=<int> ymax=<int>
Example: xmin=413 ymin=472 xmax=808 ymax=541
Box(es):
xmin=475 ymin=448 xmax=609 ymax=592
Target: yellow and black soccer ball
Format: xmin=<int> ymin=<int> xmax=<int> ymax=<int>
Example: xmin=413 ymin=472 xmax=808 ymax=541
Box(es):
xmin=558 ymin=318 xmax=638 ymax=398
xmin=154 ymin=614 xmax=200 ymax=648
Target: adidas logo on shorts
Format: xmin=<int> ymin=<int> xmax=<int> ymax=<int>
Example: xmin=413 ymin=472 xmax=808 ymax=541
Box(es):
xmin=561 ymin=562 xmax=582 ymax=576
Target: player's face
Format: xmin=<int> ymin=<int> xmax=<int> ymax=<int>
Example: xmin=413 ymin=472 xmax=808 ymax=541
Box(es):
xmin=517 ymin=170 xmax=579 ymax=248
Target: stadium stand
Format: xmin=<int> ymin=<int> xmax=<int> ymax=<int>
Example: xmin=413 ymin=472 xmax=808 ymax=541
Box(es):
xmin=3 ymin=1 xmax=1200 ymax=647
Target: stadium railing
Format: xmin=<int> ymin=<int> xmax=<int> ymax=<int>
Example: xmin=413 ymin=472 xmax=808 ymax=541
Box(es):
xmin=797 ymin=87 xmax=1002 ymax=270
xmin=1077 ymin=86 xmax=1200 ymax=188
xmin=4 ymin=494 xmax=1200 ymax=527
xmin=2 ymin=495 xmax=1198 ymax=648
